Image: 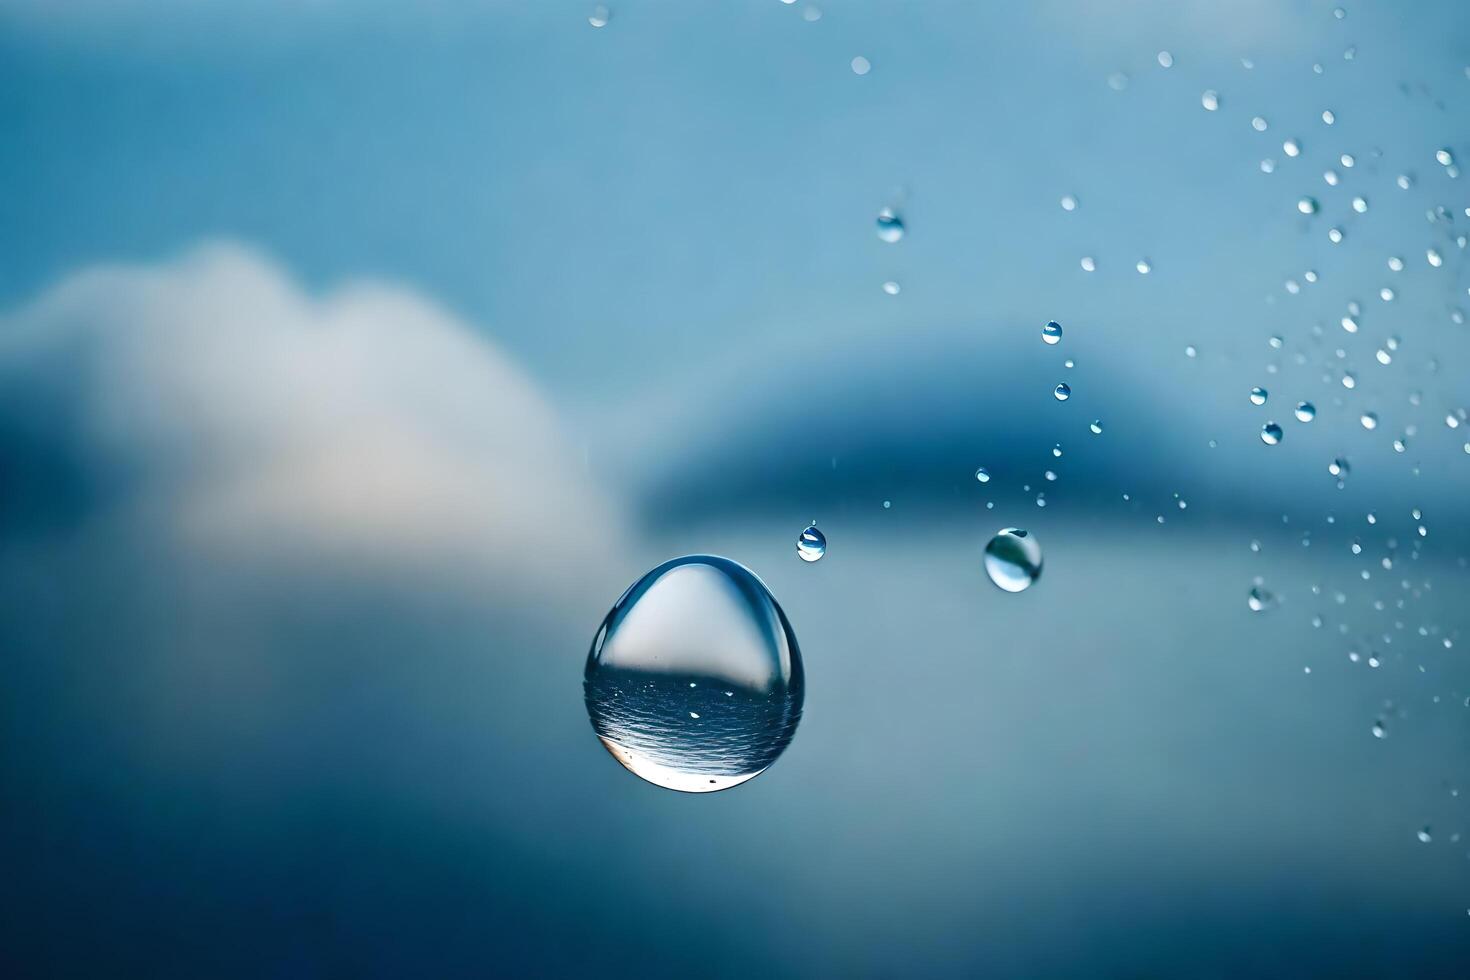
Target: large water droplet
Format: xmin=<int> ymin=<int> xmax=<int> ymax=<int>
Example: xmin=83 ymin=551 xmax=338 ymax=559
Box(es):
xmin=875 ymin=207 xmax=904 ymax=242
xmin=1298 ymin=196 xmax=1319 ymax=215
xmin=1261 ymin=422 xmax=1283 ymax=445
xmin=588 ymin=4 xmax=611 ymax=28
xmin=1296 ymin=401 xmax=1316 ymax=422
xmin=1042 ymin=320 xmax=1063 ymax=345
xmin=1201 ymin=90 xmax=1220 ymax=111
xmin=796 ymin=524 xmax=826 ymax=563
xmin=984 ymin=528 xmax=1043 ymax=593
xmin=583 ymin=556 xmax=804 ymax=793
xmin=1053 ymin=383 xmax=1071 ymax=401
xmin=1247 ymin=586 xmax=1275 ymax=612
xmin=1360 ymin=412 xmax=1378 ymax=430
xmin=1250 ymin=386 xmax=1269 ymax=406
xmin=975 ymin=466 xmax=991 ymax=484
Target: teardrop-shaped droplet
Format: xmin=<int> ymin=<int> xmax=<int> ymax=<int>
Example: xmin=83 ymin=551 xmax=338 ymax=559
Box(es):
xmin=1261 ymin=422 xmax=1283 ymax=445
xmin=796 ymin=524 xmax=827 ymax=563
xmin=583 ymin=556 xmax=804 ymax=793
xmin=984 ymin=528 xmax=1043 ymax=593
xmin=875 ymin=207 xmax=905 ymax=243
xmin=1042 ymin=320 xmax=1063 ymax=345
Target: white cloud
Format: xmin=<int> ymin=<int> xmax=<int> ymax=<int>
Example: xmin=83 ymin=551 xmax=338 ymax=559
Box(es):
xmin=0 ymin=241 xmax=622 ymax=600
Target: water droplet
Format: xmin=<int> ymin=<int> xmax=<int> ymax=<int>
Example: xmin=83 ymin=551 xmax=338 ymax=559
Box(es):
xmin=1296 ymin=401 xmax=1316 ymax=422
xmin=1283 ymin=138 xmax=1301 ymax=157
xmin=1427 ymin=248 xmax=1443 ymax=267
xmin=1397 ymin=173 xmax=1413 ymax=190
xmin=1042 ymin=320 xmax=1063 ymax=345
xmin=1185 ymin=345 xmax=1198 ymax=358
xmin=1090 ymin=419 xmax=1103 ymax=435
xmin=974 ymin=467 xmax=991 ymax=484
xmin=1136 ymin=258 xmax=1152 ymax=275
xmin=1372 ymin=719 xmax=1387 ymax=738
xmin=1360 ymin=412 xmax=1378 ymax=430
xmin=1252 ymin=116 xmax=1269 ymax=132
xmin=1157 ymin=50 xmax=1174 ymax=68
xmin=1250 ymin=386 xmax=1269 ymax=406
xmin=1328 ymin=227 xmax=1344 ymax=244
xmin=1053 ymin=383 xmax=1071 ymax=401
xmin=588 ymin=4 xmax=611 ymax=28
xmin=802 ymin=5 xmax=822 ymax=21
xmin=875 ymin=207 xmax=904 ymax=243
xmin=1436 ymin=148 xmax=1454 ymax=167
xmin=1298 ymin=196 xmax=1319 ymax=214
xmin=850 ymin=56 xmax=871 ymax=76
xmin=1107 ymin=72 xmax=1129 ymax=92
xmin=1248 ymin=587 xmax=1275 ymax=612
xmin=796 ymin=524 xmax=826 ymax=563
xmin=882 ymin=280 xmax=900 ymax=295
xmin=1261 ymin=158 xmax=1276 ymax=174
xmin=1322 ymin=109 xmax=1336 ymax=124
xmin=1352 ymin=196 xmax=1368 ymax=213
xmin=1261 ymin=422 xmax=1283 ymax=445
xmin=1201 ymin=90 xmax=1220 ymax=111
xmin=1342 ymin=371 xmax=1356 ymax=388
xmin=584 ymin=556 xmax=804 ymax=793
xmin=1323 ymin=169 xmax=1340 ymax=186
xmin=1417 ymin=826 xmax=1433 ymax=843
xmin=984 ymin=528 xmax=1043 ymax=593
xmin=1079 ymin=256 xmax=1096 ymax=272
xmin=1341 ymin=153 xmax=1355 ymax=169
xmin=1060 ymin=195 xmax=1078 ymax=211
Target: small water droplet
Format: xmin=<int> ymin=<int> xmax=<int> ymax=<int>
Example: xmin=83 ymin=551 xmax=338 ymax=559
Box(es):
xmin=588 ymin=4 xmax=611 ymax=28
xmin=1157 ymin=50 xmax=1174 ymax=68
xmin=1360 ymin=412 xmax=1378 ymax=430
xmin=1417 ymin=826 xmax=1433 ymax=843
xmin=974 ymin=467 xmax=991 ymax=484
xmin=984 ymin=528 xmax=1043 ymax=593
xmin=1090 ymin=419 xmax=1103 ymax=435
xmin=1296 ymin=401 xmax=1316 ymax=422
xmin=1298 ymin=196 xmax=1319 ymax=215
xmin=850 ymin=56 xmax=871 ymax=76
xmin=1261 ymin=422 xmax=1284 ymax=445
xmin=796 ymin=524 xmax=826 ymax=563
xmin=1372 ymin=719 xmax=1387 ymax=738
xmin=1080 ymin=256 xmax=1096 ymax=272
xmin=1201 ymin=90 xmax=1220 ymax=111
xmin=1247 ymin=586 xmax=1275 ymax=612
xmin=1283 ymin=138 xmax=1301 ymax=157
xmin=1136 ymin=258 xmax=1152 ymax=275
xmin=1053 ymin=383 xmax=1071 ymax=401
xmin=875 ymin=207 xmax=904 ymax=243
xmin=1185 ymin=345 xmax=1198 ymax=358
xmin=1436 ymin=148 xmax=1454 ymax=167
xmin=1042 ymin=320 xmax=1063 ymax=345
xmin=1322 ymin=108 xmax=1336 ymax=124
xmin=882 ymin=280 xmax=901 ymax=295
xmin=1427 ymin=248 xmax=1443 ymax=267
xmin=1060 ymin=195 xmax=1078 ymax=212
xmin=1252 ymin=116 xmax=1269 ymax=132
xmin=1250 ymin=386 xmax=1269 ymax=406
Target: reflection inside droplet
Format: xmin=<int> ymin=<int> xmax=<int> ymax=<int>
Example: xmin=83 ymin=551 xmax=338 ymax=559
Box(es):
xmin=984 ymin=528 xmax=1043 ymax=593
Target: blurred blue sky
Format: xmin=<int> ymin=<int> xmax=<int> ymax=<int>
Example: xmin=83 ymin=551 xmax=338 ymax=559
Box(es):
xmin=2 ymin=1 xmax=1469 ymax=977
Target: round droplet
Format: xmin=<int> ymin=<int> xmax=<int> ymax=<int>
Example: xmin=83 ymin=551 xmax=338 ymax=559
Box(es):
xmin=1250 ymin=386 xmax=1269 ymax=406
xmin=1322 ymin=109 xmax=1336 ymax=124
xmin=796 ymin=524 xmax=826 ymax=563
xmin=1080 ymin=256 xmax=1096 ymax=272
xmin=1352 ymin=196 xmax=1368 ymax=213
xmin=984 ymin=528 xmax=1043 ymax=593
xmin=1329 ymin=457 xmax=1351 ymax=479
xmin=1360 ymin=412 xmax=1378 ymax=430
xmin=974 ymin=466 xmax=991 ymax=484
xmin=1060 ymin=195 xmax=1078 ymax=211
xmin=1251 ymin=116 xmax=1268 ymax=132
xmin=850 ymin=56 xmax=871 ymax=76
xmin=1283 ymin=138 xmax=1301 ymax=157
xmin=1185 ymin=345 xmax=1197 ymax=358
xmin=1136 ymin=258 xmax=1152 ymax=275
xmin=882 ymin=280 xmax=901 ymax=295
xmin=1201 ymin=90 xmax=1219 ymax=111
xmin=1436 ymin=148 xmax=1454 ymax=167
xmin=1042 ymin=320 xmax=1063 ymax=345
xmin=1261 ymin=422 xmax=1283 ymax=445
xmin=1298 ymin=196 xmax=1319 ymax=215
xmin=1418 ymin=826 xmax=1433 ymax=843
xmin=1295 ymin=401 xmax=1316 ymax=422
xmin=588 ymin=4 xmax=611 ymax=28
xmin=1157 ymin=51 xmax=1174 ymax=68
xmin=583 ymin=555 xmax=804 ymax=793
xmin=1090 ymin=419 xmax=1103 ymax=435
xmin=875 ymin=207 xmax=904 ymax=243
xmin=1247 ymin=586 xmax=1275 ymax=612
xmin=1053 ymin=383 xmax=1071 ymax=401
xmin=1372 ymin=719 xmax=1386 ymax=738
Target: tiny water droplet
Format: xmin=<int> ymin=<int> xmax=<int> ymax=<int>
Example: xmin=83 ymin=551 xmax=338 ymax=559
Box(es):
xmin=796 ymin=524 xmax=826 ymax=563
xmin=984 ymin=528 xmax=1043 ymax=593
xmin=588 ymin=4 xmax=611 ymax=28
xmin=975 ymin=467 xmax=991 ymax=484
xmin=875 ymin=207 xmax=904 ymax=242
